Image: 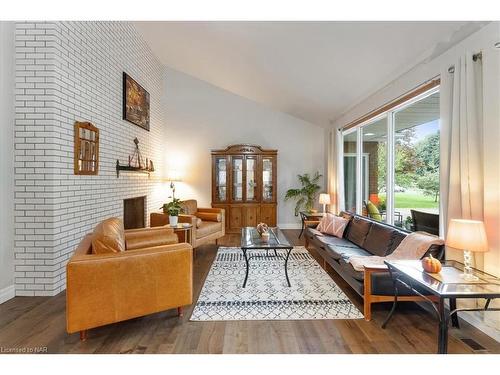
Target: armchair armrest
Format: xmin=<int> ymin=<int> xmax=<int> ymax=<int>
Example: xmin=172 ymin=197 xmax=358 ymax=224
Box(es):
xmin=304 ymin=220 xmax=320 ymax=228
xmin=179 ymin=214 xmax=197 ymax=225
xmin=197 ymin=208 xmax=224 ymax=214
xmin=124 ymin=226 xmax=178 ymax=250
xmin=125 ymin=226 xmax=174 ymax=235
xmin=66 ymin=243 xmax=193 ymax=333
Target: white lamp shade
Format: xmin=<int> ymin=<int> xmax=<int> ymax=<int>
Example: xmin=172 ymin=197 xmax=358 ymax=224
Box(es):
xmin=319 ymin=193 xmax=331 ymax=205
xmin=166 ymin=170 xmax=182 ymax=182
xmin=446 ymin=219 xmax=489 ymax=252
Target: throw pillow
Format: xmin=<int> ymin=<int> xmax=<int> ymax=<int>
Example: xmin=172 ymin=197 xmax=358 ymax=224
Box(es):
xmin=196 ymin=218 xmax=202 ymax=228
xmin=196 ymin=212 xmax=221 ymax=222
xmin=366 ymin=201 xmax=382 ymax=221
xmin=92 ymin=217 xmax=126 ymax=254
xmin=316 ymin=213 xmax=349 ymax=238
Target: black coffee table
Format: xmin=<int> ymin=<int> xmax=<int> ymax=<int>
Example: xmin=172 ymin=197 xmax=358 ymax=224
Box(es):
xmin=240 ymin=227 xmax=293 ymax=288
xmin=383 ymin=260 xmax=500 ymax=354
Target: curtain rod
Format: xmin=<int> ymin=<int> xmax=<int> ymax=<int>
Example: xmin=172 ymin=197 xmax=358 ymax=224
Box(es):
xmin=448 ymin=52 xmax=482 ymax=73
xmin=339 ymin=78 xmax=440 ymax=132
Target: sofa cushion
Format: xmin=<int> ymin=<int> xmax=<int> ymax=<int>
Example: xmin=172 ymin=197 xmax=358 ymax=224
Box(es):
xmin=196 ymin=212 xmax=221 ymax=222
xmin=363 ymin=223 xmax=397 ymax=257
xmin=366 ymin=201 xmax=382 ymax=221
xmin=316 ymin=213 xmax=349 ymax=238
xmin=339 ymin=211 xmax=354 ymax=238
xmin=346 ymin=216 xmax=372 ymax=248
xmin=306 ymin=227 xmax=324 ymax=237
xmin=197 ymin=221 xmax=222 ymax=238
xmin=387 ymin=230 xmax=406 ymax=254
xmin=181 ymin=199 xmax=197 ymax=215
xmin=327 ymin=243 xmax=371 ymax=261
xmin=316 ymin=234 xmax=357 ymax=249
xmin=92 ymin=217 xmax=125 ymax=254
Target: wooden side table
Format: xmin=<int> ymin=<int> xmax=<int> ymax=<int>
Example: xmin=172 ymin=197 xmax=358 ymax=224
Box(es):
xmin=299 ymin=211 xmax=325 ymax=238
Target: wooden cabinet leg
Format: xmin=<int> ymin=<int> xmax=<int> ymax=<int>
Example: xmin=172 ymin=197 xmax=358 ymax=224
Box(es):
xmin=80 ymin=330 xmax=88 ymax=341
xmin=177 ymin=306 xmax=184 ymax=317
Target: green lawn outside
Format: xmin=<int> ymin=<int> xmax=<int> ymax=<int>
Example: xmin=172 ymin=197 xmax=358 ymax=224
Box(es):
xmin=379 ymin=191 xmax=439 ymax=209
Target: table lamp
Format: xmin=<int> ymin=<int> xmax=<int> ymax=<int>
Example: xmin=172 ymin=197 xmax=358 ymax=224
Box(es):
xmin=166 ymin=170 xmax=182 ymax=199
xmin=319 ymin=193 xmax=331 ymax=214
xmin=445 ymin=219 xmax=488 ymax=281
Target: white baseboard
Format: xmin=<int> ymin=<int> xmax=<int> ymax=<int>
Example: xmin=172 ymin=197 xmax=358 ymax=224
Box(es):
xmin=419 ymin=301 xmax=500 ymax=343
xmin=459 ymin=311 xmax=500 ymax=343
xmin=277 ymin=223 xmax=302 ymax=230
xmin=0 ymin=285 xmax=15 ymax=304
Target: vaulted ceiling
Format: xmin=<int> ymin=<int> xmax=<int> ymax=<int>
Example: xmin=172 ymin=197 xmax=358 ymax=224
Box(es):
xmin=135 ymin=21 xmax=486 ymax=127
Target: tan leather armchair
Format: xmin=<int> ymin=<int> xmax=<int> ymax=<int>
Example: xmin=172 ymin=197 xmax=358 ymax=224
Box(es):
xmin=151 ymin=200 xmax=225 ymax=249
xmin=66 ymin=218 xmax=193 ymax=341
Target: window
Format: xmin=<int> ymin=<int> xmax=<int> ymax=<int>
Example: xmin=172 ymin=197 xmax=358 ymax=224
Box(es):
xmin=342 ymin=131 xmax=357 ymax=213
xmin=362 ymin=116 xmax=388 ymax=222
xmin=340 ymin=88 xmax=440 ymax=232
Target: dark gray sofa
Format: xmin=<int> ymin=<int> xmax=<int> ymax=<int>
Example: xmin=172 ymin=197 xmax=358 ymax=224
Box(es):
xmin=304 ymin=211 xmax=445 ymax=320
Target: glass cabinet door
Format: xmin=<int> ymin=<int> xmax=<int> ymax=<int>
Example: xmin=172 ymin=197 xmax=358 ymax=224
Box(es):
xmin=262 ymin=157 xmax=274 ymax=201
xmin=246 ymin=157 xmax=257 ymax=201
xmin=232 ymin=157 xmax=243 ymax=201
xmin=215 ymin=157 xmax=227 ymax=202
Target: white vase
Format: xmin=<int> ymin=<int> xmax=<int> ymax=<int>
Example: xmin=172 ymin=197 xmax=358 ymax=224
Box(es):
xmin=169 ymin=215 xmax=178 ymax=226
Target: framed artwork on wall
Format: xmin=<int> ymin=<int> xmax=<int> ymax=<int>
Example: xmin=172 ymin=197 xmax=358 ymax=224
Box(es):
xmin=74 ymin=121 xmax=99 ymax=175
xmin=122 ymin=72 xmax=150 ymax=131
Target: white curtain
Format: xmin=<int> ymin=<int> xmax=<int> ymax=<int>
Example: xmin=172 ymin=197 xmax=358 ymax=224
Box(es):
xmin=440 ymin=52 xmax=484 ymax=261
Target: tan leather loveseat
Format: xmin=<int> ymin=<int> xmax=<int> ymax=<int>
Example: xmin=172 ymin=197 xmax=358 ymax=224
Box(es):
xmin=151 ymin=200 xmax=225 ymax=248
xmin=66 ymin=218 xmax=193 ymax=340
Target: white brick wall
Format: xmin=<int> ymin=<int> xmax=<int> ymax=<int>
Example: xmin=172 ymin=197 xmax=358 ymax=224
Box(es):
xmin=14 ymin=21 xmax=167 ymax=296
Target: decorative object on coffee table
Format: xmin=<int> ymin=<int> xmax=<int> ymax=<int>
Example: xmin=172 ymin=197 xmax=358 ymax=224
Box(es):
xmin=285 ymin=171 xmax=322 ymax=216
xmin=445 ymin=219 xmax=489 ymax=281
xmin=256 ymin=222 xmax=270 ymax=242
xmin=74 ymin=121 xmax=99 ymax=175
xmin=256 ymin=222 xmax=268 ymax=235
xmin=319 ymin=193 xmax=330 ymax=213
xmin=116 ymin=138 xmax=154 ymax=177
xmin=161 ymin=198 xmax=184 ymax=226
xmin=123 ymin=72 xmax=150 ymax=130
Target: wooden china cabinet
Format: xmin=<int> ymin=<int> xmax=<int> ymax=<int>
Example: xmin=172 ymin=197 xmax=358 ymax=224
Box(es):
xmin=211 ymin=144 xmax=277 ymax=233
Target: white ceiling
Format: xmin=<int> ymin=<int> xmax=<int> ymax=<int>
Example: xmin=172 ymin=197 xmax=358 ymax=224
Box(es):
xmin=134 ymin=21 xmax=486 ymax=127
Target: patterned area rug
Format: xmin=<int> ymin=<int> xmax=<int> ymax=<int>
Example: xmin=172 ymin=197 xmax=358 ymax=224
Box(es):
xmin=190 ymin=246 xmax=364 ymax=321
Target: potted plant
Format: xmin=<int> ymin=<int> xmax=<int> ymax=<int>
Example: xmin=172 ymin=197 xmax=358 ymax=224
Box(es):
xmin=404 ymin=216 xmax=413 ymax=231
xmin=285 ymin=172 xmax=322 ymax=216
xmin=161 ymin=198 xmax=183 ymax=226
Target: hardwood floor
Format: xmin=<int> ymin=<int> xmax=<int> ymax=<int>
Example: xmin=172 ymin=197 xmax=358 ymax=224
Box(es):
xmin=0 ymin=229 xmax=498 ymax=354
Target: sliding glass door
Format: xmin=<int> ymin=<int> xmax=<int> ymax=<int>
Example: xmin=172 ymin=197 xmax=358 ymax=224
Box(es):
xmin=361 ymin=116 xmax=388 ymax=222
xmin=342 ymin=131 xmax=357 ymax=213
xmin=340 ymin=88 xmax=440 ymax=231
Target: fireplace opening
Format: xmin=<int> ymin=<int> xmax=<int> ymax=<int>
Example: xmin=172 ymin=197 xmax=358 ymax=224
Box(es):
xmin=123 ymin=196 xmax=146 ymax=230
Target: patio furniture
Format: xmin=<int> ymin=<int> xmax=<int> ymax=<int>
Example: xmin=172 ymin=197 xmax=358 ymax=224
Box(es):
xmin=363 ymin=201 xmax=403 ymax=227
xmin=410 ymin=209 xmax=439 ymax=236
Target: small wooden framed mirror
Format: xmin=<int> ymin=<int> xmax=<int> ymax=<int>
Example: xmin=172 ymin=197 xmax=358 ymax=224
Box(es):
xmin=74 ymin=121 xmax=99 ymax=175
